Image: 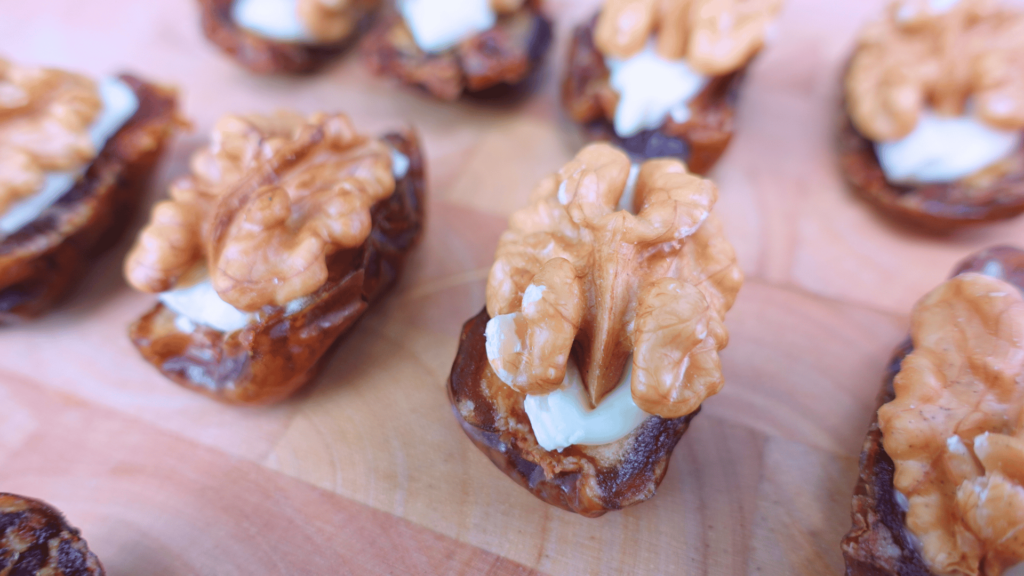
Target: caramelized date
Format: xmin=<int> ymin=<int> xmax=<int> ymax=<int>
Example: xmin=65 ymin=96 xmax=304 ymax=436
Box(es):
xmin=0 ymin=76 xmax=177 ymax=324
xmin=0 ymin=493 xmax=104 ymax=576
xmin=841 ymin=246 xmax=1024 ymax=576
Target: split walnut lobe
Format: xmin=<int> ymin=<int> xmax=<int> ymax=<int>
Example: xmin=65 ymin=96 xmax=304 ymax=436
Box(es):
xmin=129 ymin=131 xmax=426 ymax=405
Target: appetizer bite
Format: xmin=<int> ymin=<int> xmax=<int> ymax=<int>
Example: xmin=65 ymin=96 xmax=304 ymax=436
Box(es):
xmin=199 ymin=0 xmax=381 ymax=73
xmin=0 ymin=493 xmax=104 ymax=576
xmin=0 ymin=58 xmax=177 ymax=324
xmin=362 ymin=0 xmax=553 ymax=101
xmin=448 ymin=143 xmax=742 ymax=516
xmin=562 ymin=0 xmax=782 ymax=174
xmin=124 ymin=111 xmax=425 ymax=405
xmin=839 ymin=0 xmax=1024 ymax=230
xmin=843 ymin=246 xmax=1024 ymax=576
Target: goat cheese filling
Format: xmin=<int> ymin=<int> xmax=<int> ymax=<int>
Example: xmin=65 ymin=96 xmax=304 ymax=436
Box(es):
xmin=158 ymin=149 xmax=411 ymax=333
xmin=484 ymin=309 xmax=653 ymax=452
xmin=875 ymin=110 xmax=1022 ymax=184
xmin=605 ymin=42 xmax=708 ymax=139
xmin=0 ymin=77 xmax=139 ymax=237
xmin=398 ymin=0 xmax=497 ymax=53
xmin=523 ymin=359 xmax=651 ymax=452
xmin=232 ymin=0 xmax=313 ymax=43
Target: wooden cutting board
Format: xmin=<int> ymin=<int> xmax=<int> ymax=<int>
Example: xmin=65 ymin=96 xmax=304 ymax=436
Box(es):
xmin=4 ymin=0 xmax=1024 ymax=574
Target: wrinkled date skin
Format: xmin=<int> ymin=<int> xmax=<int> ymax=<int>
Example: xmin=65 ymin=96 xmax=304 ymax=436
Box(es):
xmin=361 ymin=2 xmax=553 ymax=101
xmin=448 ymin=309 xmax=699 ymax=517
xmin=561 ymin=18 xmax=749 ymax=175
xmin=129 ymin=131 xmax=426 ymax=405
xmin=841 ymin=245 xmax=1024 ymax=576
xmin=838 ymin=104 xmax=1024 ymax=231
xmin=0 ymin=76 xmax=178 ymax=325
xmin=0 ymin=493 xmax=105 ymax=576
xmin=198 ymin=0 xmax=377 ymax=74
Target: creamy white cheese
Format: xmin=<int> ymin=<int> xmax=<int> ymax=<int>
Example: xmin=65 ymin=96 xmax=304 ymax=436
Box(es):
xmin=894 ymin=490 xmax=910 ymax=512
xmin=484 ymin=288 xmax=653 ymax=451
xmin=875 ymin=110 xmax=1022 ymax=184
xmin=896 ymin=0 xmax=960 ymax=22
xmin=159 ymin=145 xmax=411 ymax=333
xmin=524 ymin=360 xmax=650 ymax=452
xmin=606 ymin=43 xmax=708 ymax=139
xmin=0 ymin=77 xmax=139 ymax=236
xmin=947 ymin=434 xmax=968 ymax=455
xmin=159 ymin=275 xmax=319 ymax=333
xmin=983 ymin=260 xmax=1005 ymax=279
xmin=398 ymin=0 xmax=496 ymax=54
xmin=159 ymin=278 xmax=257 ymax=333
xmin=484 ymin=312 xmax=522 ymax=384
xmin=232 ymin=0 xmax=312 ymax=43
xmin=390 ymin=149 xmax=410 ymax=179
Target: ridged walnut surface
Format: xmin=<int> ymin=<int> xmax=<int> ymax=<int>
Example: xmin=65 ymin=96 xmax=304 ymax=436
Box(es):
xmin=7 ymin=0 xmax=1024 ymax=573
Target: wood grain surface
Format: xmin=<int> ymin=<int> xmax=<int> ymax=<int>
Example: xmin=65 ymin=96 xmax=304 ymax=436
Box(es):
xmin=3 ymin=0 xmax=1024 ymax=574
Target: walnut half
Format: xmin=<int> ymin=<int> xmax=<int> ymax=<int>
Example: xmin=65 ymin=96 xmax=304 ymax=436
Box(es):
xmin=125 ymin=111 xmax=396 ymax=311
xmin=846 ymin=0 xmax=1024 ymax=142
xmin=0 ymin=58 xmax=102 ymax=216
xmin=594 ymin=0 xmax=783 ymax=75
xmin=485 ymin=143 xmax=742 ymax=419
xmin=878 ymin=273 xmax=1024 ymax=576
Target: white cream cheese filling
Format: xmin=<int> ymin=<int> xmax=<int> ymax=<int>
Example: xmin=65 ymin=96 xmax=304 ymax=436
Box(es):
xmin=606 ymin=42 xmax=708 ymax=139
xmin=398 ymin=0 xmax=496 ymax=54
xmin=159 ymin=148 xmax=411 ymax=333
xmin=0 ymin=77 xmax=139 ymax=237
xmin=896 ymin=0 xmax=961 ymax=22
xmin=232 ymin=0 xmax=313 ymax=43
xmin=159 ymin=277 xmax=259 ymax=333
xmin=390 ymin=148 xmax=410 ymax=179
xmin=525 ymin=359 xmax=650 ymax=452
xmin=484 ymin=305 xmax=652 ymax=452
xmin=875 ymin=110 xmax=1022 ymax=184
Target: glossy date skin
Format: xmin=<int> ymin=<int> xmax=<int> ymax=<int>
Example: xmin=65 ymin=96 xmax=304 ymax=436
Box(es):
xmin=197 ymin=0 xmax=377 ymax=74
xmin=841 ymin=246 xmax=1024 ymax=576
xmin=448 ymin=308 xmax=698 ymax=517
xmin=0 ymin=76 xmax=178 ymax=325
xmin=361 ymin=2 xmax=553 ymax=101
xmin=838 ymin=104 xmax=1024 ymax=232
xmin=0 ymin=493 xmax=104 ymax=576
xmin=561 ymin=18 xmax=749 ymax=175
xmin=129 ymin=131 xmax=426 ymax=405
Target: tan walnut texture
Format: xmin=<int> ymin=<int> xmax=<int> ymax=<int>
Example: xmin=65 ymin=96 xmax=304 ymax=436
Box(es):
xmin=125 ymin=111 xmax=396 ymax=311
xmin=879 ymin=273 xmax=1024 ymax=576
xmin=0 ymin=58 xmax=101 ymax=216
xmin=485 ymin=143 xmax=743 ymax=419
xmin=594 ymin=0 xmax=783 ymax=75
xmin=847 ymin=0 xmax=1024 ymax=142
xmin=296 ymin=0 xmax=381 ymax=43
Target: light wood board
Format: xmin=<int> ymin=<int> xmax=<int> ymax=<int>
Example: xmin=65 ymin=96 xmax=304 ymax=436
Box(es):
xmin=4 ymin=0 xmax=1024 ymax=574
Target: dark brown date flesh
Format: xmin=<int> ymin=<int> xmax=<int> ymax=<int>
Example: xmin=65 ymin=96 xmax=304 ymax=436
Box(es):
xmin=197 ymin=0 xmax=377 ymax=74
xmin=129 ymin=131 xmax=426 ymax=406
xmin=361 ymin=2 xmax=553 ymax=102
xmin=561 ymin=17 xmax=748 ymax=175
xmin=838 ymin=106 xmax=1024 ymax=231
xmin=0 ymin=493 xmax=104 ymax=576
xmin=0 ymin=76 xmax=178 ymax=325
xmin=841 ymin=246 xmax=1024 ymax=576
xmin=448 ymin=309 xmax=699 ymax=517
